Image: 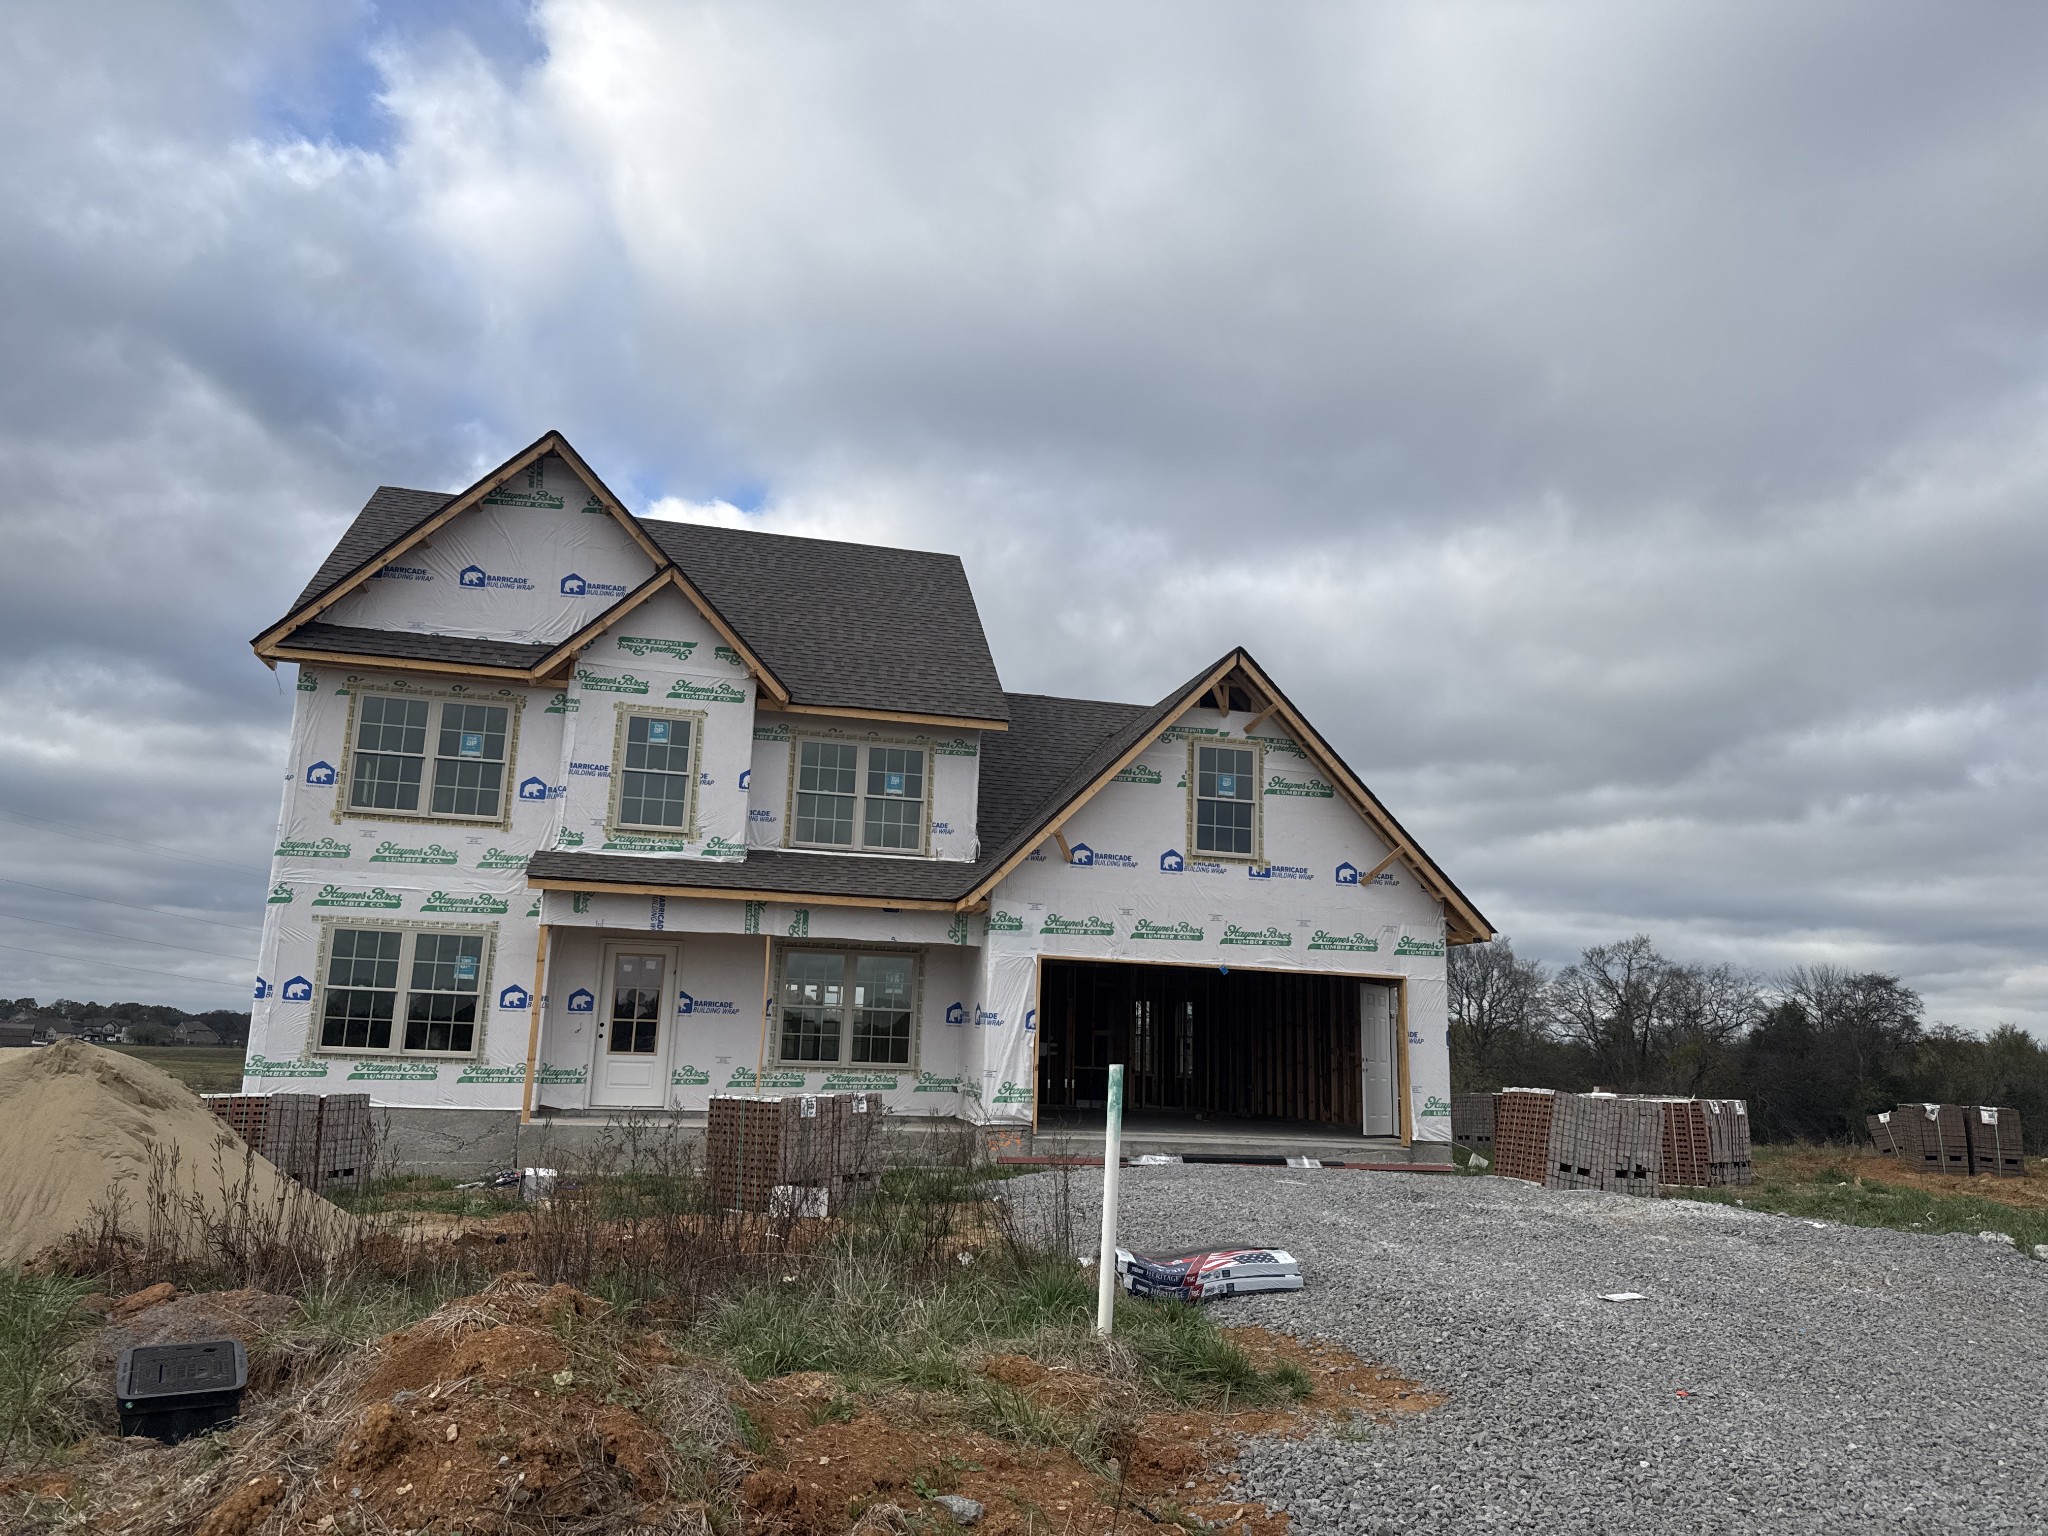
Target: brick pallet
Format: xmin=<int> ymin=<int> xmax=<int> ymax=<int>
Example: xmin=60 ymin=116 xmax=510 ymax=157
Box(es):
xmin=1866 ymin=1110 xmax=1909 ymax=1158
xmin=1891 ymin=1103 xmax=1970 ymax=1176
xmin=1701 ymin=1098 xmax=1753 ymax=1186
xmin=1966 ymin=1106 xmax=2026 ymax=1178
xmin=204 ymin=1093 xmax=372 ymax=1195
xmin=1543 ymin=1093 xmax=1660 ymax=1194
xmin=1492 ymin=1089 xmax=1556 ymax=1184
xmin=707 ymin=1092 xmax=877 ymax=1214
xmin=1659 ymin=1099 xmax=1711 ymax=1187
xmin=1450 ymin=1093 xmax=1497 ymax=1152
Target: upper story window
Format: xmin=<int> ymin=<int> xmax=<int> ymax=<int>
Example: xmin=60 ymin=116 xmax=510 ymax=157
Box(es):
xmin=317 ymin=923 xmax=490 ymax=1057
xmin=791 ymin=739 xmax=928 ymax=854
xmin=1190 ymin=742 xmax=1261 ymax=858
xmin=347 ymin=695 xmax=509 ymax=821
xmin=610 ymin=708 xmax=701 ymax=835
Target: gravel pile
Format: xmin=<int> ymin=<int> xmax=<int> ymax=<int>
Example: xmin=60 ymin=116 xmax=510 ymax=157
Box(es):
xmin=1019 ymin=1164 xmax=2048 ymax=1534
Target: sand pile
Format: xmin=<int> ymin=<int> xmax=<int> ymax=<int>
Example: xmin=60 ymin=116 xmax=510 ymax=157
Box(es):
xmin=0 ymin=1040 xmax=354 ymax=1266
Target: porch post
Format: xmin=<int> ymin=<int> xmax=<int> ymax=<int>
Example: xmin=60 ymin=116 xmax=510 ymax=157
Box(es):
xmin=520 ymin=922 xmax=550 ymax=1124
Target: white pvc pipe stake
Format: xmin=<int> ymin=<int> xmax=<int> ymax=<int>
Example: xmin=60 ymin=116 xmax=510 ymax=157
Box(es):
xmin=1096 ymin=1062 xmax=1125 ymax=1336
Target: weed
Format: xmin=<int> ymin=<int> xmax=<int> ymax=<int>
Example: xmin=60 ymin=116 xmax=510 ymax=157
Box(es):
xmin=1116 ymin=1300 xmax=1305 ymax=1407
xmin=0 ymin=1271 xmax=95 ymax=1463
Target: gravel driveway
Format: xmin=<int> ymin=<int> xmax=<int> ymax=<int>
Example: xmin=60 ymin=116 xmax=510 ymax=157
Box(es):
xmin=1031 ymin=1164 xmax=2048 ymax=1535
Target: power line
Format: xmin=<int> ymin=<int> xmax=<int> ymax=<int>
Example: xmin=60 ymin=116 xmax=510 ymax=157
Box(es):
xmin=0 ymin=910 xmax=255 ymax=965
xmin=0 ymin=940 xmax=248 ymax=991
xmin=0 ymin=807 xmax=268 ymax=878
xmin=0 ymin=876 xmax=264 ymax=933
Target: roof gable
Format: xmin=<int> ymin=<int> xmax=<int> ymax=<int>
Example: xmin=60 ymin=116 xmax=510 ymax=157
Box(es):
xmin=258 ymin=433 xmax=1005 ymax=724
xmin=957 ymin=650 xmax=1494 ymax=943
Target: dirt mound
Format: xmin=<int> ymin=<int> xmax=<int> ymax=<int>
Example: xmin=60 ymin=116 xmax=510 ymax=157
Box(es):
xmin=95 ymin=1286 xmax=298 ymax=1376
xmin=0 ymin=1041 xmax=354 ymax=1267
xmin=166 ymin=1275 xmax=718 ymax=1536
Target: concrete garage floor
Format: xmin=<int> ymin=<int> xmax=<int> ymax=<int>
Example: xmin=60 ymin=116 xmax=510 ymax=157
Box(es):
xmin=1033 ymin=1163 xmax=2048 ymax=1535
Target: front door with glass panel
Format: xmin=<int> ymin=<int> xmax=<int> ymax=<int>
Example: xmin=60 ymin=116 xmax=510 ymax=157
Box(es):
xmin=591 ymin=947 xmax=676 ymax=1107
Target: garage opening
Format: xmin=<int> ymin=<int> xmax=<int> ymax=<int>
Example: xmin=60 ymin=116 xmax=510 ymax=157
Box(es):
xmin=1035 ymin=959 xmax=1399 ymax=1134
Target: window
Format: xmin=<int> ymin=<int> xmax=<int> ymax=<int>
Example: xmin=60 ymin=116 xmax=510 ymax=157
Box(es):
xmin=777 ymin=949 xmax=918 ymax=1066
xmin=1192 ymin=743 xmax=1259 ymax=857
xmin=791 ymin=740 xmax=928 ymax=853
xmin=346 ymin=694 xmax=509 ymax=820
xmin=317 ymin=926 xmax=489 ymax=1055
xmin=615 ymin=713 xmax=696 ymax=831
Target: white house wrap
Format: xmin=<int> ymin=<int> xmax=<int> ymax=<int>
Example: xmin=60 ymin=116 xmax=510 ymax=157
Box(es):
xmin=244 ymin=432 xmax=1489 ymax=1147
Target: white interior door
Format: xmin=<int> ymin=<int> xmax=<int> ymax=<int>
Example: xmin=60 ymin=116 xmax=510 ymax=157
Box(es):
xmin=1361 ymin=983 xmax=1397 ymax=1137
xmin=590 ymin=946 xmax=675 ymax=1108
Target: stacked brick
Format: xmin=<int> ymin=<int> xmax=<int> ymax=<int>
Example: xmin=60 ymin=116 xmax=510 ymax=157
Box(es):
xmin=706 ymin=1092 xmax=882 ymax=1214
xmin=1450 ymin=1093 xmax=1497 ymax=1153
xmin=1968 ymin=1106 xmax=2026 ymax=1178
xmin=1658 ymin=1099 xmax=1711 ymax=1188
xmin=205 ymin=1093 xmax=372 ymax=1195
xmin=1487 ymin=1089 xmax=1750 ymax=1195
xmin=1699 ymin=1098 xmax=1753 ymax=1185
xmin=1491 ymin=1089 xmax=1556 ymax=1184
xmin=1870 ymin=1104 xmax=2025 ymax=1178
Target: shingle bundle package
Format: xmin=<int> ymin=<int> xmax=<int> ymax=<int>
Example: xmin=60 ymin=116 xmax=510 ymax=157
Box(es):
xmin=1114 ymin=1245 xmax=1304 ymax=1301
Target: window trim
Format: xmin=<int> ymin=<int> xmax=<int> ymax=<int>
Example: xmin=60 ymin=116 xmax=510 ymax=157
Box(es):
xmin=332 ymin=679 xmax=526 ymax=831
xmin=309 ymin=916 xmax=499 ymax=1059
xmin=1184 ymin=738 xmax=1265 ymax=864
xmin=770 ymin=942 xmax=922 ymax=1071
xmin=603 ymin=703 xmax=707 ymax=842
xmin=783 ymin=735 xmax=933 ymax=857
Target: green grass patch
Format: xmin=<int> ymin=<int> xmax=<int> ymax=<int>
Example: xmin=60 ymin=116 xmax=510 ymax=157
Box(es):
xmin=330 ymin=1174 xmax=523 ymax=1219
xmin=104 ymin=1045 xmax=246 ymax=1094
xmin=1670 ymin=1170 xmax=2048 ymax=1249
xmin=0 ymin=1271 xmax=97 ymax=1462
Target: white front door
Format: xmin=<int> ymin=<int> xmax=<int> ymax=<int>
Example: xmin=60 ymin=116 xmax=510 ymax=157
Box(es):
xmin=590 ymin=945 xmax=676 ymax=1108
xmin=1361 ymin=983 xmax=1398 ymax=1137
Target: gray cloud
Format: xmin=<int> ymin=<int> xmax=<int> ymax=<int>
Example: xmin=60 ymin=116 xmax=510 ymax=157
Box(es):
xmin=3 ymin=0 xmax=2046 ymax=1028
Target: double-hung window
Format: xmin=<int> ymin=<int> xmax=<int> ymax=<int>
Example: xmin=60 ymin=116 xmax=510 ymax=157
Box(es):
xmin=1191 ymin=743 xmax=1259 ymax=857
xmin=791 ymin=740 xmax=928 ymax=853
xmin=776 ymin=949 xmax=917 ymax=1066
xmin=612 ymin=710 xmax=698 ymax=833
xmin=347 ymin=695 xmax=509 ymax=820
xmin=318 ymin=926 xmax=489 ymax=1056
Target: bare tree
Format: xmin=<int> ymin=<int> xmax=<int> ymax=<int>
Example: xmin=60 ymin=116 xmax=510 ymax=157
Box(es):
xmin=1448 ymin=937 xmax=1549 ymax=1083
xmin=1548 ymin=935 xmax=1684 ymax=1090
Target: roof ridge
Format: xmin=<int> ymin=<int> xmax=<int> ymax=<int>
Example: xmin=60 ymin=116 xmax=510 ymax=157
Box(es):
xmin=637 ymin=515 xmax=970 ymax=565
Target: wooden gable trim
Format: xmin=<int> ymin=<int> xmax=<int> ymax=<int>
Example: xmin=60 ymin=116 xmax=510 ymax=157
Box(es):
xmin=253 ymin=431 xmax=793 ymax=701
xmin=1228 ymin=656 xmax=1493 ymax=945
xmin=253 ymin=432 xmax=563 ymax=656
xmin=763 ymin=701 xmax=1010 ymax=733
xmin=260 ymin=648 xmax=540 ymax=683
xmin=956 ymin=653 xmax=1241 ymax=907
xmin=526 ymin=877 xmax=962 ymax=913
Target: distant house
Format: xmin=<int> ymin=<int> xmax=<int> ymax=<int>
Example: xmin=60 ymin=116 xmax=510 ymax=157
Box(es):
xmin=173 ymin=1021 xmax=223 ymax=1047
xmin=242 ymin=430 xmax=1491 ymax=1152
xmin=0 ymin=1021 xmax=34 ymax=1049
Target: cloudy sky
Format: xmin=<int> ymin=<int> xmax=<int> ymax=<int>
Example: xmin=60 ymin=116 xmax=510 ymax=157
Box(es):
xmin=3 ymin=1 xmax=2046 ymax=1031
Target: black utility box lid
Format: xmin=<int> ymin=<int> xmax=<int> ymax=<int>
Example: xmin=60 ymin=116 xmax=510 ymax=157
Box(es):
xmin=118 ymin=1341 xmax=248 ymax=1403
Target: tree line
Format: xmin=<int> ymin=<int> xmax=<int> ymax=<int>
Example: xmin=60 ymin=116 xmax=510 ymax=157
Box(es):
xmin=0 ymin=995 xmax=252 ymax=1047
xmin=1450 ymin=935 xmax=2048 ymax=1152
